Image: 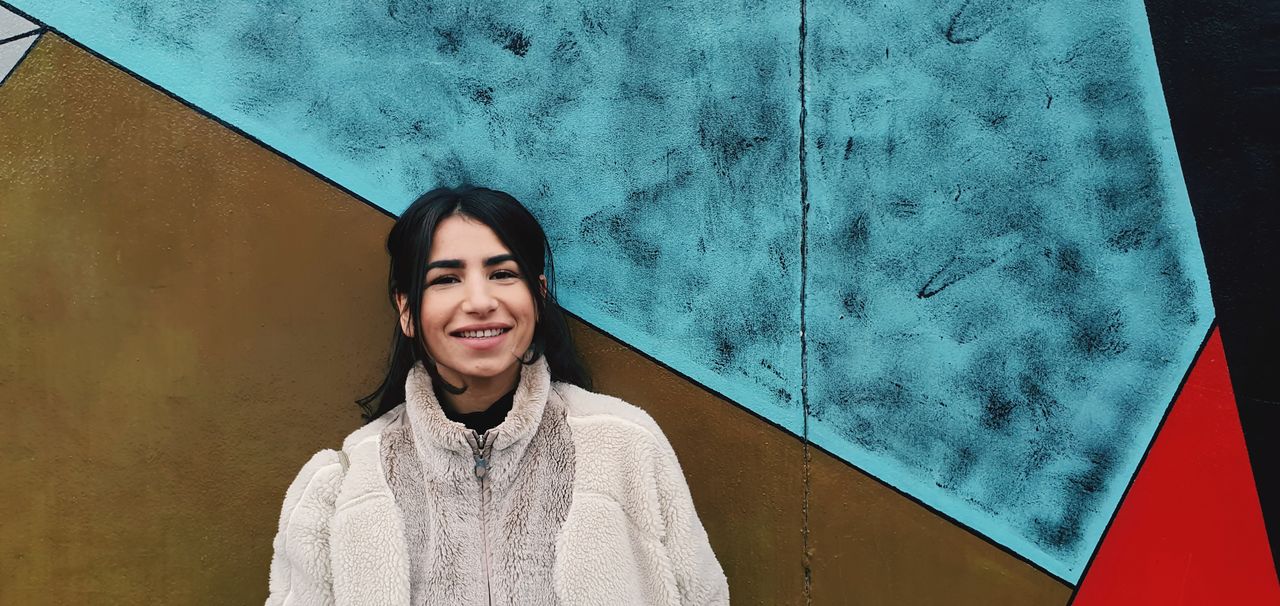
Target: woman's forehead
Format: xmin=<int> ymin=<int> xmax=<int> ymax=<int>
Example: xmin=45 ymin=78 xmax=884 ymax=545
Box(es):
xmin=428 ymin=215 xmax=513 ymax=262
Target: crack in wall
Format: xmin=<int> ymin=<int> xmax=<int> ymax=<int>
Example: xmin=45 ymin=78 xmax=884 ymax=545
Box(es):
xmin=798 ymin=0 xmax=812 ymax=603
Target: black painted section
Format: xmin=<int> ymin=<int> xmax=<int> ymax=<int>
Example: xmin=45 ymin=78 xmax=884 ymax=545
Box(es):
xmin=1143 ymin=0 xmax=1280 ymax=571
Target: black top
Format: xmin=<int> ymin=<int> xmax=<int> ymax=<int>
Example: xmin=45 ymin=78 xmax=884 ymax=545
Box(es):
xmin=436 ymin=384 xmax=516 ymax=435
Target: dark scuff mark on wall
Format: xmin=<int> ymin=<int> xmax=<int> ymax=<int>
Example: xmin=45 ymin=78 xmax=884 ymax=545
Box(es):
xmin=435 ymin=27 xmax=462 ymax=55
xmin=943 ymin=0 xmax=1029 ymax=45
xmin=917 ymin=253 xmax=1003 ymax=299
xmin=471 ymin=86 xmax=494 ymax=106
xmin=938 ymin=445 xmax=978 ymax=489
xmin=713 ymin=333 xmax=737 ymax=370
xmin=1033 ymin=446 xmax=1117 ymax=554
xmin=551 ymin=30 xmax=580 ymax=65
xmin=578 ymin=197 xmax=662 ymax=268
xmin=981 ymin=392 xmax=1017 ymax=430
xmin=1070 ymin=308 xmax=1130 ymax=359
xmin=387 ymin=0 xmax=437 ymax=24
xmin=580 ymin=8 xmax=610 ymax=36
xmin=497 ymin=26 xmax=531 ymax=57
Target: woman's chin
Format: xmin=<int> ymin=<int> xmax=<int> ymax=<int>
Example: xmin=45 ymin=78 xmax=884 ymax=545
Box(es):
xmin=441 ymin=360 xmax=520 ymax=385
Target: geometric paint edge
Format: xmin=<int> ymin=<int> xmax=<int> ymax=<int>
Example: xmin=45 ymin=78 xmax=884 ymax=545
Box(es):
xmin=1065 ymin=320 xmax=1219 ymax=601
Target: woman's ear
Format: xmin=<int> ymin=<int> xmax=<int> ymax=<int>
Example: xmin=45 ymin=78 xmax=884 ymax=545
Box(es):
xmin=395 ymin=293 xmax=414 ymax=337
xmin=538 ymin=274 xmax=548 ymax=298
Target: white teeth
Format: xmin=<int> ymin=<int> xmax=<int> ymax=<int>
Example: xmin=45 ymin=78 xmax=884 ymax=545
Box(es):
xmin=458 ymin=328 xmax=506 ymax=338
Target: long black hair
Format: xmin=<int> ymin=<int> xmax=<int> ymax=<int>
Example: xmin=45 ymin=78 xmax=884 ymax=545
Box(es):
xmin=357 ymin=185 xmax=591 ymax=422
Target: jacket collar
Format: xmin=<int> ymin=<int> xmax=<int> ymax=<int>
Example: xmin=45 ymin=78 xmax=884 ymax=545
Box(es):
xmin=403 ymin=357 xmax=551 ymax=455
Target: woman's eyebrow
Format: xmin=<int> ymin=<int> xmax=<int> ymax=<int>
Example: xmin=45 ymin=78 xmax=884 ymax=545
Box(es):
xmin=426 ymin=254 xmax=514 ymax=270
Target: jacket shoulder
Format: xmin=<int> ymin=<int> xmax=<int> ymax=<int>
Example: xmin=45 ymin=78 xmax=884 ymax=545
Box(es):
xmin=340 ymin=403 xmax=405 ymax=452
xmin=277 ymin=448 xmax=345 ymax=526
xmin=280 ymin=405 xmax=400 ymax=502
xmin=282 ymin=449 xmax=344 ymax=505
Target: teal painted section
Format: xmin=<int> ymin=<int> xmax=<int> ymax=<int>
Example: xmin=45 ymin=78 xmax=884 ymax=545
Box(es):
xmin=9 ymin=0 xmax=1215 ymax=582
xmin=804 ymin=0 xmax=1213 ymax=580
xmin=7 ymin=0 xmax=804 ymax=433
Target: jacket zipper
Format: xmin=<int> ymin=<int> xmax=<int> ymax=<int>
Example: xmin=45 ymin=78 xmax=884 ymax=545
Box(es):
xmin=469 ymin=430 xmax=495 ymax=606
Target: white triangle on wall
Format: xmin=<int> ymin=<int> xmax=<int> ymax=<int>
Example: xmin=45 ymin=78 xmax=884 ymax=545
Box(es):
xmin=1 ymin=5 xmax=39 ymax=42
xmin=1 ymin=31 xmax=40 ymax=86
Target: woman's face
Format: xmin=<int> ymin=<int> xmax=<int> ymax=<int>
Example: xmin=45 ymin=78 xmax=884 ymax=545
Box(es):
xmin=398 ymin=215 xmax=539 ymax=388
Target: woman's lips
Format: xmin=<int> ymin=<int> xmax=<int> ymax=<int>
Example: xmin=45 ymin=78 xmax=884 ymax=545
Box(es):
xmin=451 ymin=327 xmax=511 ymax=351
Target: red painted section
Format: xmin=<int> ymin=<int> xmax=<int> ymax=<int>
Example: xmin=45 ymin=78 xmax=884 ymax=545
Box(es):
xmin=1073 ymin=329 xmax=1280 ymax=604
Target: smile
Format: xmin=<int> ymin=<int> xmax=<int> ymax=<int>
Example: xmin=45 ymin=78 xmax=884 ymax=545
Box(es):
xmin=449 ymin=326 xmax=512 ymax=351
xmin=453 ymin=327 xmax=511 ymax=339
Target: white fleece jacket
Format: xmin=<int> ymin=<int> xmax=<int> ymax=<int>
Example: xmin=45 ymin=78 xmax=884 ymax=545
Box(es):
xmin=266 ymin=358 xmax=728 ymax=605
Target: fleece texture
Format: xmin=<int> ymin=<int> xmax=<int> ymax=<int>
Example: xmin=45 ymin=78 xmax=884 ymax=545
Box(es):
xmin=266 ymin=358 xmax=728 ymax=605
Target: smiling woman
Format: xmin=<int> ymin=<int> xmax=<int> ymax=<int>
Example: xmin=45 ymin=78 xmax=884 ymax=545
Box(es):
xmin=265 ymin=186 xmax=729 ymax=605
xmin=363 ymin=187 xmax=587 ymax=423
xmin=412 ymin=217 xmax=540 ymax=409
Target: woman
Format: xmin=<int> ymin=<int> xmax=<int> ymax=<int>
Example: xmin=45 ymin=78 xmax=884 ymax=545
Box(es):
xmin=266 ymin=186 xmax=729 ymax=605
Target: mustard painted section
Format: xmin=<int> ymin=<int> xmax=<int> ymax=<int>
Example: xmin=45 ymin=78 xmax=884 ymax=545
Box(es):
xmin=0 ymin=36 xmax=391 ymax=603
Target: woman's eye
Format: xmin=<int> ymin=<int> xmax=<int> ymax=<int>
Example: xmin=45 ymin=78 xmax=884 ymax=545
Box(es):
xmin=428 ymin=275 xmax=460 ymax=286
xmin=492 ymin=269 xmax=520 ymax=280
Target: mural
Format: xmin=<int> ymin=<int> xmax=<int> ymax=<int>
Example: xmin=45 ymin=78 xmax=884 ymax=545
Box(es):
xmin=2 ymin=0 xmax=1274 ymax=603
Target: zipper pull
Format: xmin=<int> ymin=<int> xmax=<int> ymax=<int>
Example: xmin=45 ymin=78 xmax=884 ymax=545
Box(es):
xmin=472 ymin=430 xmax=490 ymax=479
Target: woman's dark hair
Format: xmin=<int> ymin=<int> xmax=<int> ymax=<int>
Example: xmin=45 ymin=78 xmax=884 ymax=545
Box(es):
xmin=357 ymin=185 xmax=591 ymax=422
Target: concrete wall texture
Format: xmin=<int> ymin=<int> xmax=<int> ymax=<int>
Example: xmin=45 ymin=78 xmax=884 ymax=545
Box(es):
xmin=1 ymin=0 xmax=1226 ymax=603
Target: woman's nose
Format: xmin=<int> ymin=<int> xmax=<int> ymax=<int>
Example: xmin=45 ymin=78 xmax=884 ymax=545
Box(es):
xmin=461 ymin=280 xmax=498 ymax=313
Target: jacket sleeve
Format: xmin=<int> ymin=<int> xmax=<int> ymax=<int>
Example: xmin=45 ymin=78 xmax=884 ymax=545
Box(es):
xmin=648 ymin=430 xmax=730 ymax=605
xmin=265 ymin=449 xmax=343 ymax=606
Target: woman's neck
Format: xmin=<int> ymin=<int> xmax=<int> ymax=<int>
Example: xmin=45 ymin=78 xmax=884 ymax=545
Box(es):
xmin=438 ymin=365 xmax=520 ymax=415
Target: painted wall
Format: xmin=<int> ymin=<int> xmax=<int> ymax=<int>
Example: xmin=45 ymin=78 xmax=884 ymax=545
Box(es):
xmin=0 ymin=36 xmax=1066 ymax=603
xmin=4 ymin=0 xmax=1272 ymax=603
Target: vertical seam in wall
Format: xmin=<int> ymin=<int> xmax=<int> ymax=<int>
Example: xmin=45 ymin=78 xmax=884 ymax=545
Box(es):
xmin=798 ymin=0 xmax=812 ymax=602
